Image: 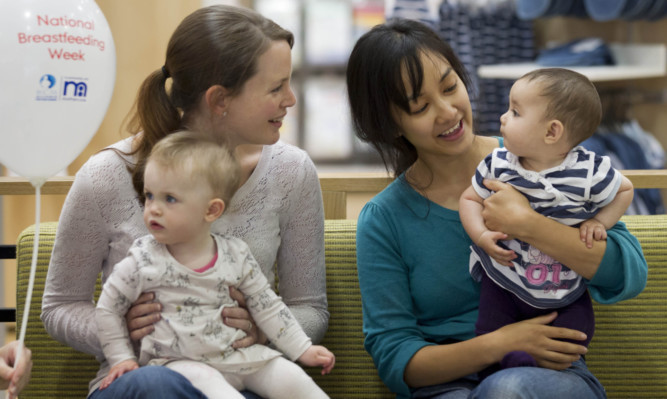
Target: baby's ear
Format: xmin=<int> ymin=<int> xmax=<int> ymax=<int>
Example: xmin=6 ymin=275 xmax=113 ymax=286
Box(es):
xmin=544 ymin=119 xmax=564 ymax=144
xmin=206 ymin=198 xmax=225 ymax=221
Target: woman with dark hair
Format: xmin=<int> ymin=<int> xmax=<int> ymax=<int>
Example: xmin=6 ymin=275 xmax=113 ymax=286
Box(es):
xmin=347 ymin=19 xmax=646 ymax=399
xmin=43 ymin=6 xmax=328 ymax=399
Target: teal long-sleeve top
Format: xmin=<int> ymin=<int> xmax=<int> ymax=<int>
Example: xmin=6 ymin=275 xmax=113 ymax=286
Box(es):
xmin=356 ymin=174 xmax=648 ymax=398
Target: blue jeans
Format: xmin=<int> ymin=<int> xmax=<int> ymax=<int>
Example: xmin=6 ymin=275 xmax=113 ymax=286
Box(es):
xmin=411 ymin=359 xmax=606 ymax=399
xmin=87 ymin=366 xmax=265 ymax=399
xmin=88 ymin=366 xmax=206 ymax=399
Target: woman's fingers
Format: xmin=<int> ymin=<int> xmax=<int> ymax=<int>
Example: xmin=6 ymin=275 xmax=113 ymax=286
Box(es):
xmin=533 ymin=340 xmax=585 ymax=370
xmin=526 ymin=319 xmax=588 ymax=369
xmin=125 ymin=292 xmax=161 ymax=342
xmin=482 ymin=179 xmax=533 ymax=234
xmin=498 ymin=312 xmax=588 ymax=370
xmin=223 ymin=287 xmax=260 ymax=348
xmin=228 ymin=286 xmax=246 ymax=307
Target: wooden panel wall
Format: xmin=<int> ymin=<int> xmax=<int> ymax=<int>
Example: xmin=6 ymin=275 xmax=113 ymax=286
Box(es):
xmin=2 ymin=0 xmax=200 ymax=311
xmin=3 ymin=5 xmax=667 ymax=312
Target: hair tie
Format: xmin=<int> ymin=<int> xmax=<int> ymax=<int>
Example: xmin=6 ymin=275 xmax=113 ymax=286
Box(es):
xmin=161 ymin=65 xmax=170 ymax=79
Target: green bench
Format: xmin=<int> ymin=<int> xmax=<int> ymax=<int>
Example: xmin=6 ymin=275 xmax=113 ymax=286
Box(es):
xmin=15 ymin=215 xmax=667 ymax=398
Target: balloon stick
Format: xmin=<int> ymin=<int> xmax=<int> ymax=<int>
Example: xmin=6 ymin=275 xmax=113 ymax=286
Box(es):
xmin=15 ymin=180 xmax=43 ymax=367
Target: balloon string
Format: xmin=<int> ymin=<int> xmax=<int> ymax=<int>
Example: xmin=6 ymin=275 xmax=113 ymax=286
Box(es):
xmin=16 ymin=183 xmax=41 ymax=367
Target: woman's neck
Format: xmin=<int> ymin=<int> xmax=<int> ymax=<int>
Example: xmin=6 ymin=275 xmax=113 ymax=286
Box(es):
xmin=183 ymin=111 xmax=263 ymax=186
xmin=235 ymin=144 xmax=263 ymax=186
xmin=407 ymin=159 xmax=473 ymax=210
xmin=406 ymin=136 xmax=499 ymax=210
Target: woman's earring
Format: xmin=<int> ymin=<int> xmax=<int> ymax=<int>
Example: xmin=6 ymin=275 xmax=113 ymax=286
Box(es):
xmin=222 ymin=111 xmax=227 ymax=117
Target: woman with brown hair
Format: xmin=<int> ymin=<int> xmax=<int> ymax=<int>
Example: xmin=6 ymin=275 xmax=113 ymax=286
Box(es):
xmin=43 ymin=6 xmax=328 ymax=399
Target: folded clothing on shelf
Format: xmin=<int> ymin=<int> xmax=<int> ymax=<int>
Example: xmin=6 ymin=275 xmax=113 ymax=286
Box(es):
xmin=585 ymin=0 xmax=667 ymax=21
xmin=516 ymin=0 xmax=587 ymax=20
xmin=536 ymin=38 xmax=615 ymax=67
xmin=516 ymin=0 xmax=667 ymax=21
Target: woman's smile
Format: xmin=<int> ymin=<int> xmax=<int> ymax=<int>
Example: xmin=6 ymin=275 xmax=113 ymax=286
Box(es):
xmin=437 ymin=120 xmax=464 ymax=141
xmin=269 ymin=114 xmax=285 ymax=128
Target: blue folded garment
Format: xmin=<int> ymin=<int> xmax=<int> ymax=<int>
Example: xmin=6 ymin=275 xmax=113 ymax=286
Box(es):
xmin=516 ymin=0 xmax=587 ymax=19
xmin=647 ymin=0 xmax=667 ymax=21
xmin=516 ymin=0 xmax=552 ymax=20
xmin=622 ymin=0 xmax=656 ymax=20
xmin=584 ymin=0 xmax=627 ymax=21
xmin=536 ymin=38 xmax=615 ymax=67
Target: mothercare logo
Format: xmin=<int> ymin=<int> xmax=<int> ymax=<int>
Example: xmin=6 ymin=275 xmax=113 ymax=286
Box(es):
xmin=62 ymin=77 xmax=88 ymax=101
xmin=36 ymin=75 xmax=89 ymax=102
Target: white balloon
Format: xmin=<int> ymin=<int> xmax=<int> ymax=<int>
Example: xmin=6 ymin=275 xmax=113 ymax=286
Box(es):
xmin=0 ymin=0 xmax=116 ymax=182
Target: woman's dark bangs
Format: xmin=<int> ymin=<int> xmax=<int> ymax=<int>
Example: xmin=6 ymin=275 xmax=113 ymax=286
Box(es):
xmin=388 ymin=47 xmax=423 ymax=113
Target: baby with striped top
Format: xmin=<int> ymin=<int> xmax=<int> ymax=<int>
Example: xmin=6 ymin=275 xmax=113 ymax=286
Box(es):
xmin=95 ymin=131 xmax=334 ymax=398
xmin=459 ymin=68 xmax=634 ymax=379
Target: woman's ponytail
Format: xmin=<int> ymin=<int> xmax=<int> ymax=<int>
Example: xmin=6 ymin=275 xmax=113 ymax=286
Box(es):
xmin=127 ymin=68 xmax=181 ymax=197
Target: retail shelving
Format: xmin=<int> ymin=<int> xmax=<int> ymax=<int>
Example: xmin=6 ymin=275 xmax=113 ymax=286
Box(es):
xmin=477 ymin=43 xmax=666 ymax=81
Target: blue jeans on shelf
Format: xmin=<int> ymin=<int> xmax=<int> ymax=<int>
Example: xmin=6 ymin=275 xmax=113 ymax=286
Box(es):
xmin=410 ymin=358 xmax=606 ymax=399
xmin=87 ymin=366 xmax=265 ymax=399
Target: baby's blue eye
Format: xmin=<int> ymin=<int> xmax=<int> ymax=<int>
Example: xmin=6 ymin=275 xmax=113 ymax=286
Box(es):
xmin=145 ymin=192 xmax=153 ymax=200
xmin=166 ymin=195 xmax=177 ymax=203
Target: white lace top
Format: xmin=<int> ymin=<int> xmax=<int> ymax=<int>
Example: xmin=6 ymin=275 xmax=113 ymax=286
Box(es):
xmin=42 ymin=137 xmax=328 ymax=392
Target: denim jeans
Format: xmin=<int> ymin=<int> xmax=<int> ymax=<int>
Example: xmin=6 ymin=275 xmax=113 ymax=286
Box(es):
xmin=87 ymin=366 xmax=265 ymax=399
xmin=88 ymin=366 xmax=206 ymax=399
xmin=411 ymin=359 xmax=606 ymax=399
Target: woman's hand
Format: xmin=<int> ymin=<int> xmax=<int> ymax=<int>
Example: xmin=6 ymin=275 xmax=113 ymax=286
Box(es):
xmin=495 ymin=312 xmax=588 ymax=370
xmin=481 ymin=179 xmax=535 ymax=239
xmin=482 ymin=179 xmax=604 ymax=279
xmin=0 ymin=340 xmax=32 ymax=399
xmin=222 ymin=287 xmax=268 ymax=348
xmin=125 ymin=292 xmax=162 ymax=342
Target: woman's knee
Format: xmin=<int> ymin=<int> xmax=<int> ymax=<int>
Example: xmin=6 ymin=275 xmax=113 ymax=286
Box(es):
xmin=126 ymin=366 xmax=186 ymax=387
xmin=471 ymin=370 xmax=527 ymax=399
xmin=90 ymin=366 xmax=205 ymax=399
xmin=471 ymin=363 xmax=605 ymax=399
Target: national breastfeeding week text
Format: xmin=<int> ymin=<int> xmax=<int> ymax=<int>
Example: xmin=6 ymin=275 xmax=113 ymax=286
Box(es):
xmin=16 ymin=14 xmax=107 ymax=58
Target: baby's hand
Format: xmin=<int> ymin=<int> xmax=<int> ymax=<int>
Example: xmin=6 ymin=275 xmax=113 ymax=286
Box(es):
xmin=579 ymin=219 xmax=607 ymax=249
xmin=100 ymin=359 xmax=139 ymax=390
xmin=477 ymin=230 xmax=516 ymax=267
xmin=298 ymin=345 xmax=335 ymax=375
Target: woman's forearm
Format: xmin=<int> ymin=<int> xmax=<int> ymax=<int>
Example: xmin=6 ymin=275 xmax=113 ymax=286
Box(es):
xmin=404 ymin=335 xmax=501 ymax=387
xmin=514 ymin=212 xmax=604 ymax=280
xmin=41 ymin=300 xmax=103 ymax=358
xmin=405 ymin=312 xmax=588 ymax=388
xmin=481 ymin=179 xmax=605 ymax=279
xmin=288 ymin=305 xmax=328 ymax=344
